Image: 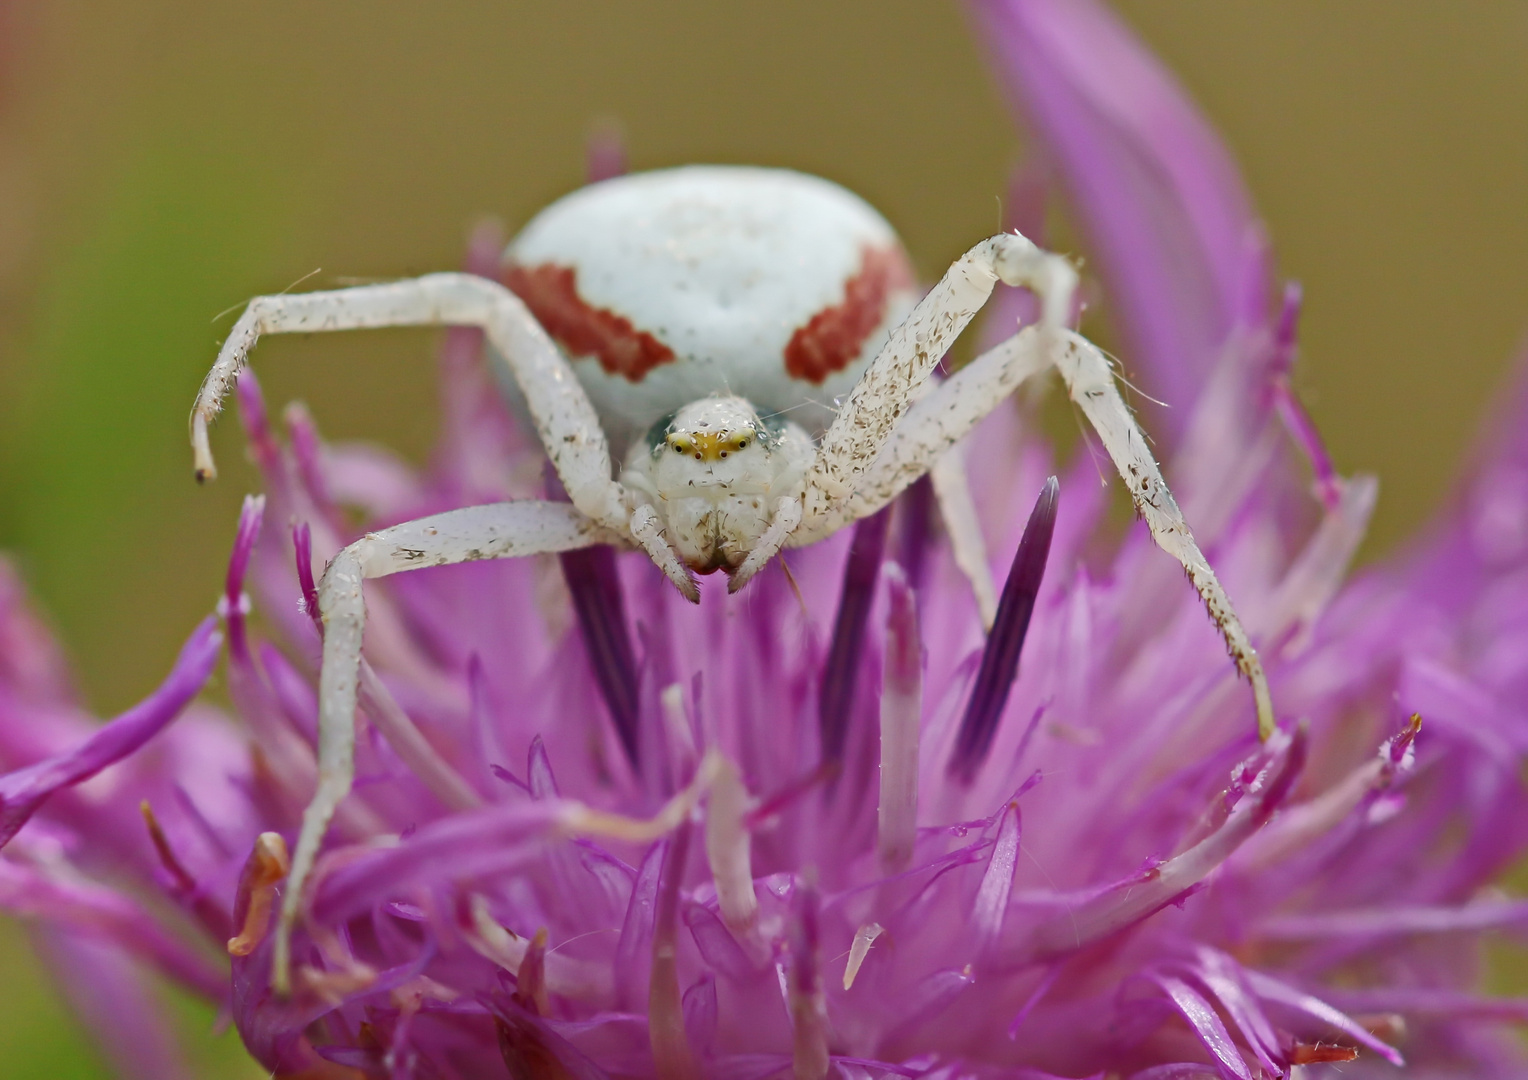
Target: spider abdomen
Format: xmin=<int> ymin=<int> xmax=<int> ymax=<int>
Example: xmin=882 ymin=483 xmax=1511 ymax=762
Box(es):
xmin=502 ymin=165 xmax=918 ymax=446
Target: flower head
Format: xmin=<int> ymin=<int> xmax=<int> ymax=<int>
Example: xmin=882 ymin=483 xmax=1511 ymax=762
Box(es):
xmin=4 ymin=2 xmax=1528 ymax=1078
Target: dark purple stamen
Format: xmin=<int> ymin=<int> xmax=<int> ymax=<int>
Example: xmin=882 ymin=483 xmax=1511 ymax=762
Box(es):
xmin=818 ymin=506 xmax=892 ymax=767
xmin=949 ymin=477 xmax=1059 ymax=784
xmin=895 ymin=476 xmax=935 ymax=592
xmin=545 ymin=470 xmax=640 ymax=769
xmin=562 ymin=545 xmax=640 ymax=767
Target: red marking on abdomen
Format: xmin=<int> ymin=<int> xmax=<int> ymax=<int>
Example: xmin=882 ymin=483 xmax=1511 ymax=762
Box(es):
xmin=784 ymin=245 xmax=916 ymax=384
xmin=503 ymin=262 xmax=675 ymax=382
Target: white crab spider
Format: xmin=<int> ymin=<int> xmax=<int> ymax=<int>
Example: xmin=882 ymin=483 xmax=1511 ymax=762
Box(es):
xmin=188 ymin=165 xmax=1273 ymax=991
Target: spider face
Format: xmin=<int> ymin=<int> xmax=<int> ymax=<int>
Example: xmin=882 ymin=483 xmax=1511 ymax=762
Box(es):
xmin=622 ymin=396 xmax=813 ymax=573
xmin=665 ymin=428 xmax=751 ymax=463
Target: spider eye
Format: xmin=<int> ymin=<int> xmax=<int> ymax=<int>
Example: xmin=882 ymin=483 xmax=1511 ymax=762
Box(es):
xmin=672 ymin=443 xmax=684 ymax=454
xmin=736 ymin=438 xmax=749 ymax=450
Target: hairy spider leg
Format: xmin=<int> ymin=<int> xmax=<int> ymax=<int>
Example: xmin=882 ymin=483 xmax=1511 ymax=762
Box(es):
xmin=1055 ymin=333 xmax=1275 ymax=739
xmin=729 ymin=496 xmax=804 ymax=589
xmin=274 ymin=500 xmax=617 ymax=994
xmin=799 ymin=232 xmax=1075 ymax=527
xmin=188 ymin=273 xmax=700 ymax=600
xmin=886 ymin=371 xmax=1003 ymax=630
xmin=795 ymin=323 xmax=1277 ymax=742
xmin=796 ymin=330 xmax=1050 ymax=539
xmin=723 ymin=231 xmax=1074 ymax=594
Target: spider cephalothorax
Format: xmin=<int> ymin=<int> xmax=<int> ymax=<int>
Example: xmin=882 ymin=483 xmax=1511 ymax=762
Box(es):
xmin=187 ymin=164 xmax=1274 ymax=991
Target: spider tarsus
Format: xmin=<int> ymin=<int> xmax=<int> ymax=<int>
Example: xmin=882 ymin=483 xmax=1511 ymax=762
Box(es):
xmin=191 ymin=412 xmax=218 ymax=483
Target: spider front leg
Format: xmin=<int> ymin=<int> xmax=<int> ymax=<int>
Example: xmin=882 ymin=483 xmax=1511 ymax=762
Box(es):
xmin=274 ymin=499 xmax=618 ymax=995
xmin=800 ymin=324 xmax=1277 ymax=742
xmin=797 ymin=230 xmax=1076 ymax=527
xmin=783 ymin=230 xmax=1070 ymax=614
xmin=1053 ymin=333 xmax=1275 ymax=738
xmin=795 ymin=330 xmax=1052 ymax=544
xmin=726 ymin=496 xmax=803 ymax=593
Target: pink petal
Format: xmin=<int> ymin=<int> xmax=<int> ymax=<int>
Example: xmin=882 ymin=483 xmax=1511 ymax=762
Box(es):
xmin=967 ymin=0 xmax=1267 ymax=432
xmin=0 ymin=616 xmax=221 ymax=847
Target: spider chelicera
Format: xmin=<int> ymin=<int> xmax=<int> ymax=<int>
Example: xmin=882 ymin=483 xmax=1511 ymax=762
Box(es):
xmin=189 ymin=165 xmax=1273 ymax=990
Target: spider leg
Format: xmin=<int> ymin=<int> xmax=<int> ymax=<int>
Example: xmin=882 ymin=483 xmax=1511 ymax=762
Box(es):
xmin=1053 ymin=332 xmax=1274 ymax=739
xmin=793 ymin=330 xmax=1047 ymax=626
xmin=791 ymin=329 xmax=1049 ymax=540
xmin=796 ymin=326 xmax=1276 ymax=740
xmin=726 ymin=495 xmax=803 ymax=593
xmin=629 ymin=503 xmax=702 ymax=602
xmin=274 ymin=499 xmax=617 ymax=995
xmin=797 ymin=232 xmax=1075 ymax=527
xmin=190 ymin=275 xmax=631 ymax=532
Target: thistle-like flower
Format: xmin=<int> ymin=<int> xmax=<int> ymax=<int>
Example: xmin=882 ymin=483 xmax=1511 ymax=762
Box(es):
xmin=3 ymin=2 xmax=1528 ymax=1078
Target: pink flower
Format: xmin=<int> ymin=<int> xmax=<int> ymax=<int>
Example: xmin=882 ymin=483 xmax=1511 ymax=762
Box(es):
xmin=3 ymin=1 xmax=1527 ymax=1076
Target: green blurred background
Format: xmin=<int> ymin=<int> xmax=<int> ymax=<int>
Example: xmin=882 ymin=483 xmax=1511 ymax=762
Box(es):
xmin=0 ymin=2 xmax=1523 ymax=1076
